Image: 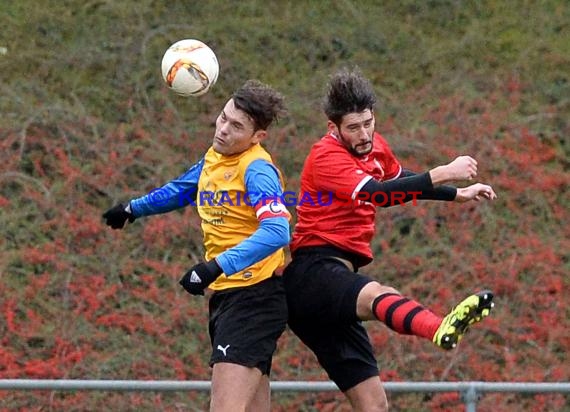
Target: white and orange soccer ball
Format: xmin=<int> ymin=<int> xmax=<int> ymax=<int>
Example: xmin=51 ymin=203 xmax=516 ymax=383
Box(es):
xmin=161 ymin=39 xmax=219 ymax=97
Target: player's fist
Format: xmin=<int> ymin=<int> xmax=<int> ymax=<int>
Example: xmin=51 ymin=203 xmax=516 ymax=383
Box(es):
xmin=445 ymin=156 xmax=478 ymax=182
xmin=102 ymin=203 xmax=135 ymax=229
xmin=179 ymin=260 xmax=223 ymax=296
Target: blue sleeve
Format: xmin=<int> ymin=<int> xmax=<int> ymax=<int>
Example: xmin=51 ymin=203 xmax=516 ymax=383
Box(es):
xmin=129 ymin=158 xmax=204 ymax=217
xmin=215 ymin=159 xmax=290 ymax=275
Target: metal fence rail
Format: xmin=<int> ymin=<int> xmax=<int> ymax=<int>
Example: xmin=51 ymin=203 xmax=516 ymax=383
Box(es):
xmin=1 ymin=380 xmax=568 ymax=412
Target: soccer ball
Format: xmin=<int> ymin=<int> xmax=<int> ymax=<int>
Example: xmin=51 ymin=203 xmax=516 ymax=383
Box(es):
xmin=161 ymin=39 xmax=219 ymax=97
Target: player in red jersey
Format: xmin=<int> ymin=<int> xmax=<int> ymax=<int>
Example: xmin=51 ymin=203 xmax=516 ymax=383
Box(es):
xmin=284 ymin=68 xmax=497 ymax=411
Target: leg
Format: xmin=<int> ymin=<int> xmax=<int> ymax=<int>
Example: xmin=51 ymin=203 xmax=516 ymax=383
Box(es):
xmin=345 ymin=376 xmax=389 ymax=412
xmin=210 ymin=362 xmax=263 ymax=412
xmin=247 ymin=374 xmax=271 ymax=412
xmin=207 ymin=277 xmax=287 ymax=411
xmin=356 ymin=282 xmax=399 ymax=320
xmin=284 ymin=257 xmax=383 ymax=403
xmin=357 ymin=281 xmax=494 ymax=349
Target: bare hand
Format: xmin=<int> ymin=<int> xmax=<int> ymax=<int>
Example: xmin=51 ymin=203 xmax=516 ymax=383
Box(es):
xmin=455 ymin=183 xmax=497 ymax=203
xmin=429 ymin=156 xmax=479 ymax=185
xmin=445 ymin=156 xmax=478 ymax=182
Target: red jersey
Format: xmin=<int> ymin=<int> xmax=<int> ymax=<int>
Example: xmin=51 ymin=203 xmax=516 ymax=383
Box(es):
xmin=290 ymin=132 xmax=402 ymax=264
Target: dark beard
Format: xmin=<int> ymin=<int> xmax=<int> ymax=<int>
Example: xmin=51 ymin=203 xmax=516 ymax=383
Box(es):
xmin=338 ymin=132 xmax=373 ymax=157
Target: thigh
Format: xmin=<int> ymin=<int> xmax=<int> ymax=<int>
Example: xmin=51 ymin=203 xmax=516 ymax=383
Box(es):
xmin=283 ymin=255 xmax=372 ymax=325
xmin=289 ymin=318 xmax=379 ymax=392
xmin=283 ymin=255 xmax=378 ymax=392
xmin=208 ymin=276 xmax=288 ymax=375
xmin=211 ymin=362 xmax=264 ymax=412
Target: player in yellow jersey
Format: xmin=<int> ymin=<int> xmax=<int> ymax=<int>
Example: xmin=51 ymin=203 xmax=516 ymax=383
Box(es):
xmin=103 ymin=80 xmax=290 ymax=412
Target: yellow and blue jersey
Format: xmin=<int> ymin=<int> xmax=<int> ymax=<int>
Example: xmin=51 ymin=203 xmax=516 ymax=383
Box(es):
xmin=130 ymin=143 xmax=290 ymax=291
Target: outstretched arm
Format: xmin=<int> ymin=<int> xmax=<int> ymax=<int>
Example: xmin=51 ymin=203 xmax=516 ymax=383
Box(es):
xmin=129 ymin=158 xmax=204 ymax=217
xmin=359 ymin=157 xmax=496 ymax=207
xmin=397 ymin=170 xmax=496 ymax=203
xmin=102 ymin=158 xmax=204 ymax=229
xmin=398 ymin=168 xmax=457 ymax=202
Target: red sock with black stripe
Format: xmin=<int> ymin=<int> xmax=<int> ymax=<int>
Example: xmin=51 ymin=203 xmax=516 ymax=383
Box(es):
xmin=372 ymin=293 xmax=442 ymax=340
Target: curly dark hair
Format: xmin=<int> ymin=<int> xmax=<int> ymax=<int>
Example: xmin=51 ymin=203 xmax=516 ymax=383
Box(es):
xmin=323 ymin=67 xmax=377 ymax=125
xmin=232 ymin=80 xmax=287 ymax=131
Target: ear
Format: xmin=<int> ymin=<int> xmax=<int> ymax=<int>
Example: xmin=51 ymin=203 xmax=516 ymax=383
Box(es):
xmin=327 ymin=120 xmax=339 ymax=136
xmin=251 ymin=129 xmax=267 ymax=144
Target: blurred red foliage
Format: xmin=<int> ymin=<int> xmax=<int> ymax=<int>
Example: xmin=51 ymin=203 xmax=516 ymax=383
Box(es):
xmin=0 ymin=75 xmax=567 ymax=411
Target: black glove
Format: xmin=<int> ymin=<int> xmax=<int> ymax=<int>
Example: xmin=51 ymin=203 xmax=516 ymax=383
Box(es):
xmin=179 ymin=260 xmax=223 ymax=296
xmin=102 ymin=203 xmax=135 ymax=229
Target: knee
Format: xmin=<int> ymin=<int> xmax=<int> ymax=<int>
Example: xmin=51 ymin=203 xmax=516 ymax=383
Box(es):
xmin=364 ymin=281 xmax=400 ymax=299
xmin=346 ymin=378 xmax=389 ymax=412
xmin=357 ymin=282 xmax=400 ymax=320
xmin=378 ymin=397 xmax=389 ymax=412
xmin=368 ymin=393 xmax=389 ymax=412
xmin=369 ymin=388 xmax=389 ymax=412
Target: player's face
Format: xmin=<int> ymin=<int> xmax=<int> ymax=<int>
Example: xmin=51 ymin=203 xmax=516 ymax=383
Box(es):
xmin=213 ymin=99 xmax=266 ymax=156
xmin=329 ymin=109 xmax=375 ymax=156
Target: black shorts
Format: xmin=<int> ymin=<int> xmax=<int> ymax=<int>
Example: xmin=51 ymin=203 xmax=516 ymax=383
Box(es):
xmin=283 ymin=252 xmax=378 ymax=392
xmin=208 ymin=276 xmax=288 ymax=375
